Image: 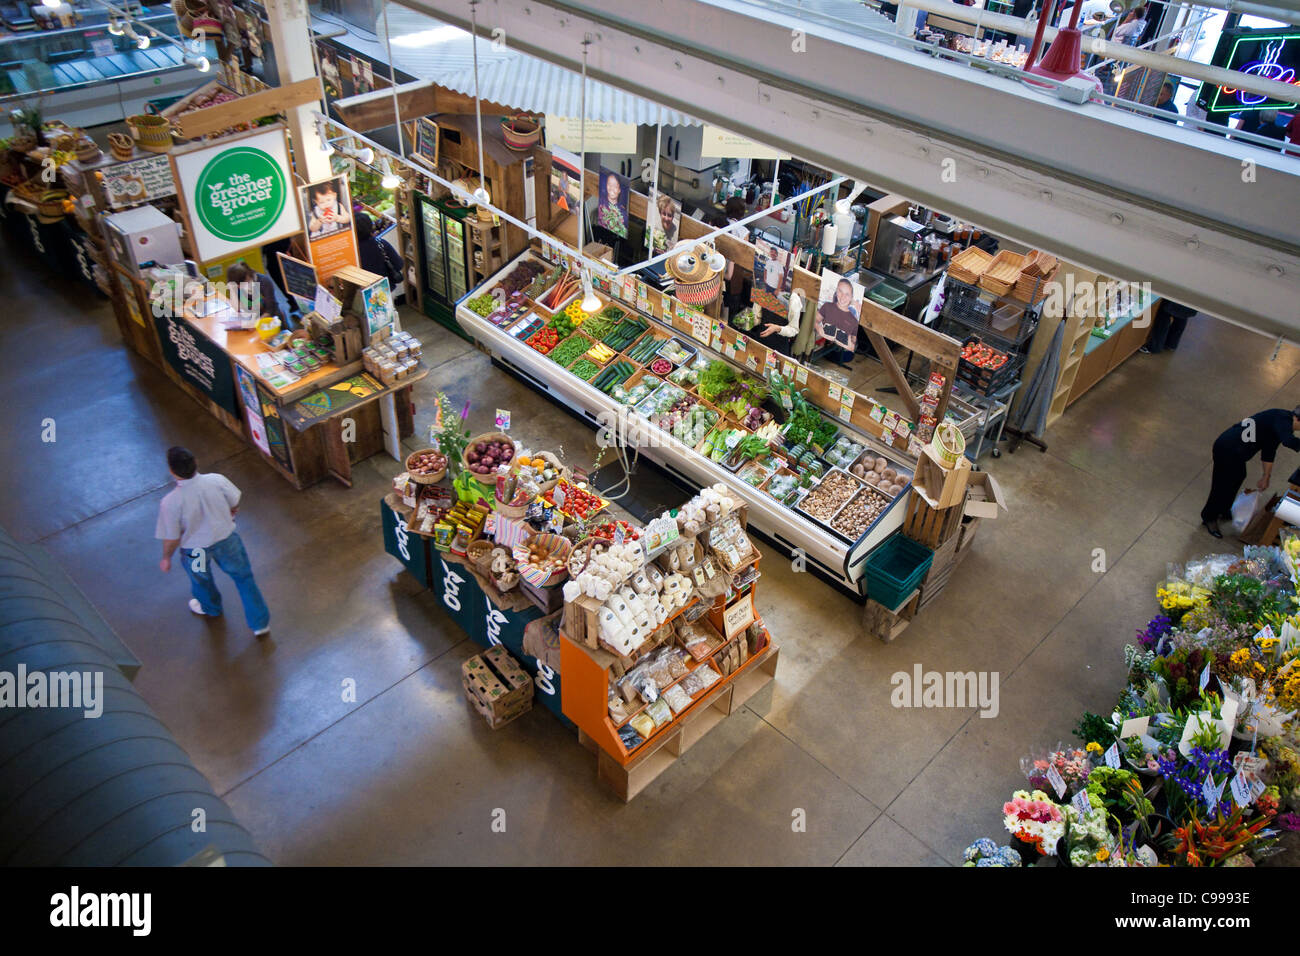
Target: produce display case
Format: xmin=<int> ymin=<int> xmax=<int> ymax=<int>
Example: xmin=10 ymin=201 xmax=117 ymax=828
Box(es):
xmin=457 ymin=250 xmax=917 ymax=596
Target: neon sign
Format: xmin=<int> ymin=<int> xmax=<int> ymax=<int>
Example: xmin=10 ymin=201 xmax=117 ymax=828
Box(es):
xmin=1205 ymin=30 xmax=1300 ymax=114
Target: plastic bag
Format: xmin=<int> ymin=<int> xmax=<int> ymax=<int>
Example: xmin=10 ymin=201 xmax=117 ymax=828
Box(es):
xmin=1231 ymin=490 xmax=1263 ymax=535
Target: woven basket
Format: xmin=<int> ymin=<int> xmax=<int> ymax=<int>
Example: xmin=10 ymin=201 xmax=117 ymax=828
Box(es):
xmin=107 ymin=132 xmax=135 ymax=161
xmin=467 ymin=538 xmax=495 ymax=572
xmin=75 ymin=138 xmax=102 ymax=163
xmin=494 ymin=478 xmax=532 ymax=519
xmin=673 ymin=273 xmax=722 ymax=306
xmin=35 ymin=189 xmax=69 ymax=223
xmin=463 ymin=432 xmax=516 ymax=476
xmin=512 ymin=532 xmax=572 ymax=587
xmin=521 ymin=450 xmax=569 ymax=494
xmin=126 ymin=114 xmax=173 ymax=154
xmin=404 ymin=448 xmax=448 ymax=485
xmin=500 ymin=116 xmax=541 ymax=151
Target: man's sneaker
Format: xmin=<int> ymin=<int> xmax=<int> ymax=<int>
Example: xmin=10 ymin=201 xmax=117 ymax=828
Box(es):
xmin=253 ymin=625 xmax=271 ymax=638
xmin=189 ymin=599 xmax=216 ymax=616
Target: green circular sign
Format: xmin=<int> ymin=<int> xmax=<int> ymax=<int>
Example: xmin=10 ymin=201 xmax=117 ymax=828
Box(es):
xmin=193 ymin=146 xmax=286 ymax=244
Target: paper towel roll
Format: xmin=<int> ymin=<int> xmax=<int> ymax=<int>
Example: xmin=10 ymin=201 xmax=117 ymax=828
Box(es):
xmin=1276 ymin=495 xmax=1300 ymax=526
xmin=821 ymin=222 xmax=838 ymax=255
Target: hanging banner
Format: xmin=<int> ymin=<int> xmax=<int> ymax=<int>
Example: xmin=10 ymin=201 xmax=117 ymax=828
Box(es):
xmin=170 ymin=125 xmax=303 ymax=265
xmin=546 ymin=117 xmax=637 ymax=154
xmin=102 ymin=154 xmax=177 ymax=210
xmin=299 ymin=175 xmax=360 ymax=280
xmin=154 ymin=313 xmax=240 ymax=417
xmin=700 ymin=126 xmax=789 ymax=160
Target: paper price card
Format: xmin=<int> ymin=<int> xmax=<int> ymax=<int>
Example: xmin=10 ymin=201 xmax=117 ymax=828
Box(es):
xmin=782 ymin=362 xmax=795 ymax=379
xmin=1199 ymin=662 xmax=1212 ymax=691
xmin=1231 ymin=772 xmax=1257 ymax=808
xmin=553 ymin=485 xmax=566 ymax=509
xmin=841 ymin=390 xmax=855 ymax=407
xmin=1071 ymin=789 xmax=1092 ymax=815
xmin=1046 ymin=764 xmax=1067 ymax=798
xmin=870 ymin=404 xmax=886 ymax=422
xmin=745 ymin=354 xmax=758 ymax=370
xmin=796 ymin=366 xmax=808 ymax=384
xmin=1119 ymin=715 xmax=1150 ymax=739
xmin=691 ymin=310 xmax=711 ymax=345
xmin=881 ymin=430 xmax=894 ymax=446
xmin=1104 ymin=741 xmax=1121 ymax=768
xmin=838 ymin=403 xmax=853 ymax=422
xmin=712 ymin=335 xmax=723 ymax=351
xmin=1202 ymin=773 xmax=1225 ymax=809
xmin=827 ymin=383 xmax=842 ymax=402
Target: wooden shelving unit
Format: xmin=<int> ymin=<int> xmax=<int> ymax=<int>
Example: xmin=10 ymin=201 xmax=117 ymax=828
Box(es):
xmin=466 ymin=216 xmax=506 ymax=286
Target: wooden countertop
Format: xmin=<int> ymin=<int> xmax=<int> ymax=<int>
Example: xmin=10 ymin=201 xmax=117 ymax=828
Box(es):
xmin=181 ymin=302 xmax=361 ymax=404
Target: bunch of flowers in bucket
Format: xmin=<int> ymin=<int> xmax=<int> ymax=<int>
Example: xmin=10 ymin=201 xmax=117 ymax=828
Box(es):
xmin=970 ymin=543 xmax=1300 ymax=867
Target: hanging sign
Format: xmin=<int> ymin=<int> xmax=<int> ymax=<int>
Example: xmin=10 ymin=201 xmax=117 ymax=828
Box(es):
xmin=700 ymin=126 xmax=790 ymax=160
xmin=102 ymin=154 xmax=176 ymax=210
xmin=546 ymin=117 xmax=637 ymax=154
xmin=170 ymin=125 xmax=302 ymax=264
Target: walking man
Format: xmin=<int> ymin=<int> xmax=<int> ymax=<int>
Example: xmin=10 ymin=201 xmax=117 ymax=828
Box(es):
xmin=1200 ymin=408 xmax=1300 ymax=538
xmin=156 ymin=446 xmax=270 ymax=636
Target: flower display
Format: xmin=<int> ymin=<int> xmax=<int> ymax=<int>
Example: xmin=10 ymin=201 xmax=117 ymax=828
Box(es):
xmin=962 ymin=838 xmax=1022 ymax=867
xmin=973 ymin=542 xmax=1298 ymax=869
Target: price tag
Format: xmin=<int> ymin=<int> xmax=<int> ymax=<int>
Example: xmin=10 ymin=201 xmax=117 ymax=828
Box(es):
xmin=745 ymin=354 xmax=758 ymax=370
xmin=838 ymin=403 xmax=853 ymax=422
xmin=495 ymin=408 xmax=511 ymax=431
xmin=1202 ymin=773 xmax=1225 ymax=809
xmin=553 ymin=485 xmax=566 ymax=509
xmin=702 ymin=560 xmax=716 ymax=579
xmin=691 ymin=311 xmax=711 ymax=344
xmin=1231 ymin=772 xmax=1255 ymax=808
xmin=1199 ymin=661 xmax=1212 ymax=691
xmin=841 ymin=390 xmax=855 ymax=407
xmin=1104 ymin=741 xmax=1120 ymax=769
xmin=870 ymin=404 xmax=886 ymax=422
xmin=711 ymin=335 xmax=723 ymax=351
xmin=693 ymin=566 xmax=707 ymax=586
xmin=881 ymin=430 xmax=894 ymax=447
xmin=1046 ymin=764 xmax=1067 ymax=799
xmin=827 ymin=383 xmax=842 ymax=402
xmin=1071 ymin=789 xmax=1092 ymax=815
xmin=613 ymin=527 xmax=625 ymax=545
xmin=795 ymin=366 xmax=808 ymax=384
xmin=781 ymin=392 xmax=793 ymax=410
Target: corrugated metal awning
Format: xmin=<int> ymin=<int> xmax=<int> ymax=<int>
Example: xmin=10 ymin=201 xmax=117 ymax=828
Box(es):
xmin=327 ymin=4 xmax=700 ymax=126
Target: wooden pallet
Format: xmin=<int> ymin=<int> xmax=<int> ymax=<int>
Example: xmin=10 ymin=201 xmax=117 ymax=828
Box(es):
xmin=579 ymin=642 xmax=779 ymax=802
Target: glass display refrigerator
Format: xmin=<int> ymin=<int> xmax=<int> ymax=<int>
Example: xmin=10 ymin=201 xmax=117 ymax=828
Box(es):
xmin=416 ymin=193 xmax=474 ymax=334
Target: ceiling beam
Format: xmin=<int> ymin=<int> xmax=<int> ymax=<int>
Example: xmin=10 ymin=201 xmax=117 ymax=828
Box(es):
xmin=333 ymin=80 xmax=514 ymax=132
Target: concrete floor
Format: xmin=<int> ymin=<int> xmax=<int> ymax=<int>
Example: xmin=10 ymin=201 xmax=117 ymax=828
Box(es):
xmin=5 ymin=234 xmax=1300 ymax=866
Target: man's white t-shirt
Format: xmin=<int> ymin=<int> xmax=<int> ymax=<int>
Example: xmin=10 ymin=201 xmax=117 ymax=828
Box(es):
xmin=155 ymin=473 xmax=241 ymax=550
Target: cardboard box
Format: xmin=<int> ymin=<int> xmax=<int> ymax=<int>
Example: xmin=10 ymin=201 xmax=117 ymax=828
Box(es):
xmin=461 ymin=645 xmax=534 ymax=729
xmin=964 ymin=471 xmax=1007 ymax=519
xmin=913 ymin=446 xmax=971 ymax=510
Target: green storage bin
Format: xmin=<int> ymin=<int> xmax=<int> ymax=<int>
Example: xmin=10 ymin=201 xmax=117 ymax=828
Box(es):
xmin=868 ymin=281 xmax=908 ymax=311
xmin=864 ymin=534 xmax=934 ymax=611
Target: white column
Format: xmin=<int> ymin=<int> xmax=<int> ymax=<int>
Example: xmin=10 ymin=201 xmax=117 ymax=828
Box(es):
xmin=263 ymin=0 xmax=331 ymax=183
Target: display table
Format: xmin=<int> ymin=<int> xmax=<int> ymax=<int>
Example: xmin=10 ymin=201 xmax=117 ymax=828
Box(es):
xmin=148 ymin=301 xmax=422 ymax=488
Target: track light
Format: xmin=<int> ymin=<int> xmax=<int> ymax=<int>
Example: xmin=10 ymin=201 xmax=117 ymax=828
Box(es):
xmin=185 ymin=52 xmax=209 ymax=72
xmin=580 ymin=269 xmax=600 ymax=313
xmin=336 ymin=143 xmax=375 ymax=165
xmin=137 ymin=32 xmax=150 ymax=49
xmin=41 ymin=0 xmax=62 ymax=9
xmin=108 ymin=14 xmax=123 ymax=34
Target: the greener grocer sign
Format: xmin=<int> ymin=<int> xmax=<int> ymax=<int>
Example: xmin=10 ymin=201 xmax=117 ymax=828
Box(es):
xmin=171 ymin=126 xmax=303 ymax=263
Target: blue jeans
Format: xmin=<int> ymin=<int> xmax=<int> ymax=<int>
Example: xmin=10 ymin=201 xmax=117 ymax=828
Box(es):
xmin=183 ymin=532 xmax=269 ymax=630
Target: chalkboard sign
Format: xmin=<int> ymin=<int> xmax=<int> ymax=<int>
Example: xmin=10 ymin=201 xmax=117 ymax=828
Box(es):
xmin=277 ymin=252 xmax=318 ymax=309
xmin=415 ymin=117 xmax=439 ymax=168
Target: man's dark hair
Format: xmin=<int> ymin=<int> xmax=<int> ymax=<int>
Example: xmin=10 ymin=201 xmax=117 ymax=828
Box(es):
xmin=724 ymin=196 xmax=747 ymax=220
xmin=226 ymin=262 xmax=253 ymax=284
xmin=355 ymin=213 xmax=374 ymax=241
xmin=167 ymin=446 xmax=197 ymax=479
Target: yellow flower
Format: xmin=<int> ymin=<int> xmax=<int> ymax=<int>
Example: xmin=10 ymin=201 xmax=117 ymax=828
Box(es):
xmin=1096 ymin=847 xmax=1110 ymax=862
xmin=1086 ymin=742 xmax=1102 ymax=754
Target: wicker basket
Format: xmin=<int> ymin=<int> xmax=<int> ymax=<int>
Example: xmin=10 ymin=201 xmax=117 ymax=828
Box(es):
xmin=107 ymin=132 xmax=135 ymax=161
xmin=126 ymin=114 xmax=173 ymax=154
xmin=35 ymin=189 xmax=69 ymax=223
xmin=672 ymin=273 xmax=723 ymax=306
xmin=520 ymin=450 xmax=569 ymax=494
xmin=467 ymin=538 xmax=495 ymax=572
xmin=494 ymin=483 xmax=532 ymax=519
xmin=500 ymin=116 xmax=541 ymax=151
xmin=404 ymin=448 xmax=448 ymax=485
xmin=463 ymin=432 xmax=516 ymax=476
xmin=512 ymin=532 xmax=572 ymax=587
xmin=75 ymin=138 xmax=102 ymax=163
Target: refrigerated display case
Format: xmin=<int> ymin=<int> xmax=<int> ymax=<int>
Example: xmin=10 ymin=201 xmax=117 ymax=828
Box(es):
xmin=416 ymin=192 xmax=475 ymax=334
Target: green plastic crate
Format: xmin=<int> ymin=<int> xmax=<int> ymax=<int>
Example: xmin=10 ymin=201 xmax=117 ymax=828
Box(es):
xmin=864 ymin=534 xmax=933 ymax=611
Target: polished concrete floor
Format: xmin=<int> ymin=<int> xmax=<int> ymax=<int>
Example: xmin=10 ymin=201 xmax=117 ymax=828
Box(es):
xmin=5 ymin=234 xmax=1298 ymax=866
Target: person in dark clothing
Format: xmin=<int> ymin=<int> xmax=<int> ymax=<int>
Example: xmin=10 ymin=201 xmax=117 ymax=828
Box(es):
xmin=1200 ymin=407 xmax=1300 ymax=537
xmin=1141 ymin=299 xmax=1194 ymax=354
xmin=1237 ymin=108 xmax=1287 ymax=142
xmin=226 ymin=262 xmax=295 ymax=330
xmin=1154 ymin=82 xmax=1179 ymax=119
xmin=355 ymin=213 xmax=403 ymax=289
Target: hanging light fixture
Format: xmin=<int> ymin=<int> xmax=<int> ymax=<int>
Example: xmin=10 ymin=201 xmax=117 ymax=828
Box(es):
xmin=577 ymin=36 xmax=591 ymax=252
xmin=580 ymin=269 xmax=601 ymax=314
xmin=316 ymin=119 xmax=336 ymax=155
xmin=184 ymin=51 xmax=210 ymax=72
xmin=469 ymin=0 xmax=490 ymax=216
xmin=108 ymin=14 xmax=123 ymax=34
xmin=380 ymin=157 xmax=400 ymax=190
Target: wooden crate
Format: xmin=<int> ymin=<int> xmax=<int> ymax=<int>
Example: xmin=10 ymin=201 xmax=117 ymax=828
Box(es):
xmin=461 ymin=645 xmax=533 ymax=729
xmin=954 ymin=515 xmax=982 ymax=562
xmin=912 ymin=446 xmax=971 ymax=510
xmin=863 ymin=591 xmax=920 ymax=643
xmin=904 ymin=488 xmax=965 ymax=549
